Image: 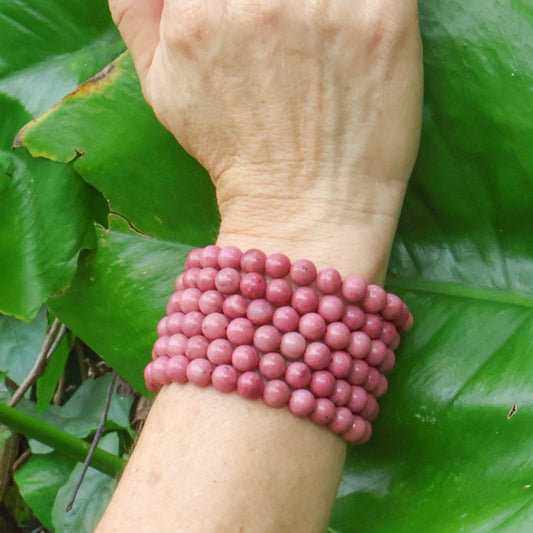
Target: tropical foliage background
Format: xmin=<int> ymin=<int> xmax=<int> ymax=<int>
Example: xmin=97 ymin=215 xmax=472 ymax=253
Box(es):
xmin=1 ymin=0 xmax=532 ymax=531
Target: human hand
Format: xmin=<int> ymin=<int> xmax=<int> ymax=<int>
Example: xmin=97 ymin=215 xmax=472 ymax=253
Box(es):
xmin=109 ymin=0 xmax=423 ymax=282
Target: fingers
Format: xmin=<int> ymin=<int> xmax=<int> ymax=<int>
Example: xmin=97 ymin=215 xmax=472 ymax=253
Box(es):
xmin=108 ymin=0 xmax=163 ymax=82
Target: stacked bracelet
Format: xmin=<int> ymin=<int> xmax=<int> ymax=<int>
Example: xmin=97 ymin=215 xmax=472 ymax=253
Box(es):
xmin=144 ymin=246 xmax=412 ymax=444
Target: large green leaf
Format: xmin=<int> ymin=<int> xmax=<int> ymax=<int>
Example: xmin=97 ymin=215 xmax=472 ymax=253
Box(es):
xmin=12 ymin=1 xmax=533 ymax=532
xmin=18 ymin=52 xmax=219 ymax=244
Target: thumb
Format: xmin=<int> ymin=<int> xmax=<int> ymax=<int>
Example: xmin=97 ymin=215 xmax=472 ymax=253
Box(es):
xmin=109 ymin=0 xmax=163 ymax=83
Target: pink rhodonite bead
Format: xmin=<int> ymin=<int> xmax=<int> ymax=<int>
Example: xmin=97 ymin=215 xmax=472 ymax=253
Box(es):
xmin=342 ymin=305 xmax=366 ymax=331
xmin=232 ymin=345 xmax=260 ymax=372
xmin=226 ymin=317 xmax=255 ymax=345
xmin=330 ymin=379 xmax=351 ymax=406
xmin=303 ymin=342 xmax=331 ymax=370
xmin=186 ymin=359 xmax=213 ymax=387
xmin=329 ymin=407 xmax=354 ymax=434
xmin=237 ymin=371 xmax=264 ymax=399
xmin=217 ymin=246 xmax=242 ymax=269
xmin=198 ymin=290 xmax=224 ymax=314
xmin=362 ymin=313 xmax=383 ymax=339
xmin=343 ymin=416 xmax=369 ymax=444
xmin=285 ymin=362 xmax=312 ymax=389
xmin=318 ymin=295 xmax=345 ymax=323
xmin=211 ymin=364 xmax=238 ymax=393
xmin=310 ymin=370 xmax=336 ymax=397
xmin=207 ymin=339 xmax=233 ymax=366
xmin=290 ymin=259 xmax=317 ymax=286
xmin=310 ymin=398 xmax=336 ymax=425
xmin=246 ymin=299 xmax=274 ymax=326
xmin=266 ymin=278 xmax=293 ymax=306
xmin=185 ymin=248 xmax=202 ymax=269
xmin=316 ymin=268 xmax=342 ymax=294
xmin=347 ymin=386 xmax=368 ymax=413
xmin=166 ymin=355 xmax=189 ymax=384
xmin=289 ymin=389 xmax=316 ymax=417
xmin=197 ymin=267 xmax=218 ymax=291
xmin=185 ymin=335 xmax=209 ymax=359
xmin=240 ymin=249 xmax=267 ymax=273
xmin=167 ymin=313 xmax=185 ymax=335
xmin=341 ymin=275 xmax=366 ymax=303
xmin=347 ymin=331 xmax=371 ymax=359
xmin=200 ymin=245 xmax=221 ymax=268
xmin=240 ymin=272 xmax=267 ymax=299
xmin=272 ymin=306 xmax=300 ymax=332
xmin=381 ymin=293 xmax=403 ymax=321
xmin=324 ymin=322 xmax=351 ymax=351
xmin=298 ymin=313 xmax=327 ymax=340
xmin=348 ymin=359 xmax=370 ymax=386
xmin=222 ymin=294 xmax=248 ymax=319
xmin=179 ymin=288 xmax=202 ymax=313
xmin=328 ymin=351 xmax=352 ymax=378
xmin=365 ymin=340 xmax=387 ymax=367
xmin=265 ymin=253 xmax=291 ymax=278
xmin=167 ymin=334 xmax=188 ymax=357
xmin=253 ymin=325 xmax=281 ymax=353
xmin=362 ymin=284 xmax=387 ymax=313
xmin=280 ymin=332 xmax=307 ymax=360
xmin=258 ymin=352 xmax=286 ymax=380
xmin=181 ymin=311 xmax=205 ymax=337
xmin=201 ymin=312 xmax=229 ymax=340
xmin=263 ymin=380 xmax=291 ymax=408
xmin=215 ymin=267 xmax=241 ymax=295
xmin=291 ymin=287 xmax=319 ymax=314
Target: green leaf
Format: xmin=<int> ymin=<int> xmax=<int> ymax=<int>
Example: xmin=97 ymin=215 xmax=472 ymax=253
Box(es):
xmin=0 ymin=150 xmax=99 ymax=320
xmin=14 ymin=453 xmax=76 ymax=530
xmin=0 ymin=0 xmax=123 ymax=116
xmin=0 ymin=306 xmax=46 ymax=384
xmin=18 ymin=52 xmax=219 ymax=244
xmin=51 ymin=432 xmax=119 ymax=533
xmin=50 ymin=216 xmax=193 ymax=394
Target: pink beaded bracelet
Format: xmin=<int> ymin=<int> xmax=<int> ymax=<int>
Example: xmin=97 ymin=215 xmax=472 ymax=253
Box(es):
xmin=145 ymin=246 xmax=412 ymax=444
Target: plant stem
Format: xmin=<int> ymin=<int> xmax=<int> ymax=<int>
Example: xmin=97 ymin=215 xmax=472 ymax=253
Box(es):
xmin=0 ymin=403 xmax=125 ymax=478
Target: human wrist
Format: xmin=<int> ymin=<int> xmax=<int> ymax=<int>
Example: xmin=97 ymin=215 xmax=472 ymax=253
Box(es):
xmin=216 ymin=187 xmax=405 ymax=284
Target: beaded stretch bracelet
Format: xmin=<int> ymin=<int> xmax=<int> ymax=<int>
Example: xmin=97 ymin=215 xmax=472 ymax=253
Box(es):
xmin=145 ymin=246 xmax=412 ymax=444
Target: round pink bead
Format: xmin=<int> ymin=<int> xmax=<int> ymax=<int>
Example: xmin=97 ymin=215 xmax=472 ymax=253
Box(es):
xmin=360 ymin=421 xmax=373 ymax=443
xmin=394 ymin=303 xmax=411 ymax=330
xmin=329 ymin=407 xmax=354 ymax=434
xmin=324 ymin=322 xmax=351 ymax=350
xmin=253 ymin=325 xmax=281 ymax=353
xmin=179 ymin=288 xmax=202 ymax=313
xmin=186 ymin=358 xmax=213 ymax=387
xmin=218 ymin=246 xmax=242 ymax=269
xmin=342 ymin=305 xmax=366 ymax=331
xmin=290 ymin=259 xmax=317 ymax=286
xmin=247 ymin=299 xmax=274 ymax=326
xmin=381 ymin=293 xmax=403 ymax=321
xmin=151 ymin=356 xmax=171 ymax=385
xmin=347 ymin=386 xmax=368 ymax=413
xmin=328 ymin=351 xmax=352 ymax=378
xmin=266 ymin=278 xmax=293 ymax=306
xmin=280 ymin=332 xmax=307 ymax=360
xmin=157 ymin=316 xmax=169 ymax=337
xmin=237 ymin=371 xmax=264 ymax=399
xmin=198 ymin=290 xmax=224 ymax=315
xmin=364 ymin=368 xmax=382 ymax=394
xmin=207 ymin=339 xmax=233 ymax=365
xmin=196 ymin=267 xmax=218 ymax=291
xmin=360 ymin=394 xmax=379 ymax=421
xmin=185 ymin=335 xmax=209 ymax=359
xmin=240 ymin=272 xmax=267 ymax=299
xmin=181 ymin=311 xmax=205 ymax=337
xmin=240 ymin=249 xmax=266 ymax=273
xmin=310 ymin=370 xmax=336 ymax=397
xmin=200 ymin=245 xmax=221 ymax=268
xmin=380 ymin=321 xmax=398 ymax=348
xmin=167 ymin=333 xmax=188 ymax=357
xmin=222 ymin=294 xmax=248 ymax=319
xmin=153 ymin=336 xmax=169 ymax=358
xmin=175 ymin=273 xmax=185 ymax=291
xmin=299 ymin=313 xmax=326 ymax=340
xmin=167 ymin=291 xmax=182 ymax=314
xmin=167 ymin=312 xmax=185 ymax=335
xmin=378 ymin=349 xmax=396 ymax=374
xmin=166 ymin=355 xmax=189 ymax=384
xmin=311 ymin=398 xmax=336 ymax=425
xmin=185 ymin=248 xmax=202 ymax=269
xmin=348 ymin=359 xmax=370 ymax=386
xmin=215 ymin=267 xmax=241 ymax=295
xmin=144 ymin=363 xmax=160 ymax=394
xmin=232 ymin=345 xmax=260 ymax=372
xmin=258 ymin=352 xmax=286 ymax=380
xmin=285 ymin=362 xmax=312 ymax=388
xmin=362 ymin=284 xmax=387 ymax=313
xmin=263 ymin=380 xmax=291 ymax=408
xmin=291 ymin=287 xmax=319 ymax=314
xmin=303 ymin=342 xmax=332 ymax=370
xmin=374 ymin=374 xmax=389 ymax=398
xmin=362 ymin=314 xmax=383 ymax=339
xmin=211 ymin=364 xmax=238 ymax=393
xmin=201 ymin=312 xmax=229 ymax=340
xmin=330 ymin=379 xmax=351 ymax=406
xmin=347 ymin=331 xmax=371 ymax=359
xmin=183 ymin=267 xmax=201 ymax=289
xmin=318 ymin=295 xmax=345 ymax=323
xmin=289 ymin=389 xmax=316 ymax=417
xmin=226 ymin=317 xmax=255 ymax=345
xmin=272 ymin=306 xmax=300 ymax=332
xmin=341 ymin=275 xmax=366 ymax=302
xmin=265 ymin=253 xmax=291 ymax=278
xmin=365 ymin=340 xmax=387 ymax=367
xmin=316 ymin=268 xmax=342 ymax=294
xmin=342 ymin=415 xmax=368 ymax=443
